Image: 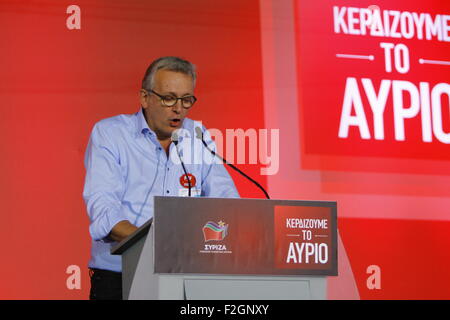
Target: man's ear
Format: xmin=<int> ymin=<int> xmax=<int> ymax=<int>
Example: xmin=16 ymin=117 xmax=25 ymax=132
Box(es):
xmin=140 ymin=89 xmax=149 ymax=109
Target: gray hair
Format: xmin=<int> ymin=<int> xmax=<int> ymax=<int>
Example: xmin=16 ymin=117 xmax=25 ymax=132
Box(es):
xmin=142 ymin=56 xmax=197 ymax=90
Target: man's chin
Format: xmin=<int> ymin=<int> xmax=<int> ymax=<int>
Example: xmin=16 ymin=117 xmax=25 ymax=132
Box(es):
xmin=155 ymin=123 xmax=184 ymax=141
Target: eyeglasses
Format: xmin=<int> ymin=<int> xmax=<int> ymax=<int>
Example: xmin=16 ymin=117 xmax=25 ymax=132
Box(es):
xmin=147 ymin=89 xmax=197 ymax=109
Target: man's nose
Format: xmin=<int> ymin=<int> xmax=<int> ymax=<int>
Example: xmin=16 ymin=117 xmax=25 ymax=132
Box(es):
xmin=171 ymin=99 xmax=183 ymax=113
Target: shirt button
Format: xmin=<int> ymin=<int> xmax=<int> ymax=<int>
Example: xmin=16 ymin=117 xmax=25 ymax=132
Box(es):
xmin=166 ymin=190 xmax=170 ymax=194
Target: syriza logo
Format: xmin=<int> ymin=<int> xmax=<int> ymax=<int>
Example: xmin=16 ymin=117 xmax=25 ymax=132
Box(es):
xmin=200 ymin=220 xmax=232 ymax=254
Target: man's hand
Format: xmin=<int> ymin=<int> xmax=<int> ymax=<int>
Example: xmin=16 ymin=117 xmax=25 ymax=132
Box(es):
xmin=108 ymin=220 xmax=138 ymax=242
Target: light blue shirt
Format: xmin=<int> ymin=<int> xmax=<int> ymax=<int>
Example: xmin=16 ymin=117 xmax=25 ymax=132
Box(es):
xmin=83 ymin=109 xmax=239 ymax=272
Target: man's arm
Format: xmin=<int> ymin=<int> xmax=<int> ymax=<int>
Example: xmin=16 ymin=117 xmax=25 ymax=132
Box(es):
xmin=83 ymin=122 xmax=134 ymax=242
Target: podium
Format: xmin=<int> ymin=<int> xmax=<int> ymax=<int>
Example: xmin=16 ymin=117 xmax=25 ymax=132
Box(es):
xmin=111 ymin=197 xmax=337 ymax=300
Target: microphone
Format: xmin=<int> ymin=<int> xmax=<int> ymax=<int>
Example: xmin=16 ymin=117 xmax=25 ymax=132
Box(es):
xmin=171 ymin=131 xmax=191 ymax=197
xmin=195 ymin=126 xmax=270 ymax=199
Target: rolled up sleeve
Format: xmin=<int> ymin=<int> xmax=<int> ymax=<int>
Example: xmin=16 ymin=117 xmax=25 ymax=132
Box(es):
xmin=200 ymin=128 xmax=240 ymax=198
xmin=83 ymin=123 xmax=128 ymax=241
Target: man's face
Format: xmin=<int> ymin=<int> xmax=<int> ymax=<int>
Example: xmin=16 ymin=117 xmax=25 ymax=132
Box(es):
xmin=140 ymin=69 xmax=195 ymax=140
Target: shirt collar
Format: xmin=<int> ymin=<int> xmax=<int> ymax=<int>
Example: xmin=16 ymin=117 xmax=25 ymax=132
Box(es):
xmin=135 ymin=108 xmax=152 ymax=137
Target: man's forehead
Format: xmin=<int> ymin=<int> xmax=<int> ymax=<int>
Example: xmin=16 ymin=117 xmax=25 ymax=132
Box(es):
xmin=153 ymin=69 xmax=195 ymax=93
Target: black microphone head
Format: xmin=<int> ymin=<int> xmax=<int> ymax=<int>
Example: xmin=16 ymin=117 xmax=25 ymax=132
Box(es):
xmin=195 ymin=126 xmax=203 ymax=140
xmin=171 ymin=131 xmax=179 ymax=144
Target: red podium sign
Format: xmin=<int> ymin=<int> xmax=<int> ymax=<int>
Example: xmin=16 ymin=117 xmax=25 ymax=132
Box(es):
xmin=274 ymin=206 xmax=334 ymax=271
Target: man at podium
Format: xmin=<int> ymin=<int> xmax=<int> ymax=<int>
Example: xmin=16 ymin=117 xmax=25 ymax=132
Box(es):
xmin=82 ymin=56 xmax=239 ymax=300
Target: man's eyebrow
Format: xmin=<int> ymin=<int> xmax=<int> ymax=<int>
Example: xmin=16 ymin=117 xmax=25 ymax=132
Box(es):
xmin=164 ymin=91 xmax=194 ymax=97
